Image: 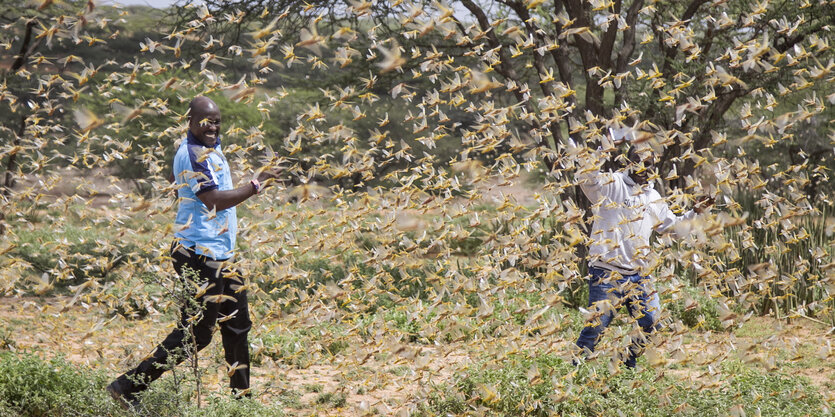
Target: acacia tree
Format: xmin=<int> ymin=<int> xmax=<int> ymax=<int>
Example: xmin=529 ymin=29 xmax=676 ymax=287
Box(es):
xmin=0 ymin=2 xmax=117 ymax=236
xmin=164 ymin=0 xmax=833 ymax=199
xmin=0 ymin=1 xmax=105 ymax=189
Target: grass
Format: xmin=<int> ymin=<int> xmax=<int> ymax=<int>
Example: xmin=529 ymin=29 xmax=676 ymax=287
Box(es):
xmin=419 ymin=352 xmax=826 ymax=417
xmin=255 ymin=321 xmax=351 ymax=368
xmin=731 ymin=316 xmax=835 ymax=373
xmin=0 ymin=351 xmax=291 ymax=417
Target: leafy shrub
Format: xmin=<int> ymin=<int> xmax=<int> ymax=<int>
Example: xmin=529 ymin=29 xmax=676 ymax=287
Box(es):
xmin=256 ymin=322 xmax=349 ymax=368
xmin=420 ymin=353 xmax=825 ymax=417
xmin=0 ymin=351 xmax=288 ymax=417
xmin=0 ymin=352 xmax=118 ymax=416
xmin=664 ymin=284 xmax=723 ymax=331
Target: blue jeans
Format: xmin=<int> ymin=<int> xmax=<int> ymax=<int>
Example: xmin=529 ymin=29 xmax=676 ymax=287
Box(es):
xmin=575 ymin=267 xmax=661 ymax=368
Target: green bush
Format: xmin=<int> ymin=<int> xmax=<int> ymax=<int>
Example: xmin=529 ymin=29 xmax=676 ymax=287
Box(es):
xmin=0 ymin=351 xmax=288 ymax=416
xmin=256 ymin=322 xmax=349 ymax=368
xmin=664 ymin=284 xmax=723 ymax=331
xmin=192 ymin=396 xmax=286 ymax=417
xmin=420 ymin=353 xmax=826 ymax=417
xmin=385 ymin=309 xmax=422 ymax=342
xmin=0 ymin=352 xmax=118 ymax=416
xmin=136 ymin=379 xmax=288 ymax=417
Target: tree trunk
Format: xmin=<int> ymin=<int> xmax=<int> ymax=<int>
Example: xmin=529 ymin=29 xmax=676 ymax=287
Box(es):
xmin=11 ymin=20 xmax=37 ymax=71
xmin=0 ymin=20 xmax=38 ymax=234
xmin=2 ymin=115 xmax=25 ymax=197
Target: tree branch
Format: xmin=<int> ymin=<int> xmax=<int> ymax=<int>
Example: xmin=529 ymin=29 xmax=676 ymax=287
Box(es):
xmin=11 ymin=20 xmax=37 ymax=71
xmin=597 ymin=0 xmax=621 ymax=70
xmin=613 ymin=0 xmax=644 ymax=107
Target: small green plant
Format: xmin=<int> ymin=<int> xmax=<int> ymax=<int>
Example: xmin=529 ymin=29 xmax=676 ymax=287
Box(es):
xmin=315 ymin=391 xmax=347 ymax=408
xmin=0 ymin=351 xmax=119 ymax=416
xmin=303 ymin=383 xmax=324 ymax=393
xmin=664 ymin=284 xmax=722 ymax=331
xmin=386 ymin=309 xmax=422 ymax=341
xmin=0 ymin=326 xmax=15 ymax=351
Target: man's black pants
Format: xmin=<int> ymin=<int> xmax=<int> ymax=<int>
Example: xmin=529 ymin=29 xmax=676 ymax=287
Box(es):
xmin=111 ymin=243 xmax=252 ymax=398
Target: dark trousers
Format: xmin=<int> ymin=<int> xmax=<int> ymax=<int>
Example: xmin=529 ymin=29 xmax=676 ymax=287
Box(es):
xmin=111 ymin=243 xmax=252 ymax=398
xmin=576 ymin=266 xmax=661 ymax=368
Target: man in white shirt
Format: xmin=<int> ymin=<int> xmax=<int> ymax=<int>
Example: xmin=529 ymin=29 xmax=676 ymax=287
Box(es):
xmin=574 ymin=140 xmax=712 ymax=368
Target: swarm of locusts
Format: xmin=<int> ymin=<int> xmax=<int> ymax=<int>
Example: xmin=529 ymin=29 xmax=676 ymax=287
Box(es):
xmin=0 ymin=0 xmax=833 ymax=415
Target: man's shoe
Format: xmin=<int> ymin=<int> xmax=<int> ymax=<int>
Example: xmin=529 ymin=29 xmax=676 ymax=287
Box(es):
xmin=106 ymin=381 xmax=139 ymax=410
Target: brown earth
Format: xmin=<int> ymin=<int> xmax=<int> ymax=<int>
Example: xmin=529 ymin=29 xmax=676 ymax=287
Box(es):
xmin=1 ymin=296 xmax=833 ymax=416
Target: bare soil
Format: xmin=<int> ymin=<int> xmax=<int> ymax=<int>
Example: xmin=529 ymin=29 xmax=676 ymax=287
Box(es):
xmin=1 ymin=296 xmax=833 ymax=416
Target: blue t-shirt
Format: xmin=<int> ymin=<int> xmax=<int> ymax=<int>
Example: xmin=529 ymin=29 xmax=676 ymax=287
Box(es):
xmin=172 ymin=132 xmax=237 ymax=260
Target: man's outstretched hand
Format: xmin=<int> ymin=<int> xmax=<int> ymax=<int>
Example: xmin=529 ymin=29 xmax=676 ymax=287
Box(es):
xmin=255 ymin=166 xmax=288 ymax=189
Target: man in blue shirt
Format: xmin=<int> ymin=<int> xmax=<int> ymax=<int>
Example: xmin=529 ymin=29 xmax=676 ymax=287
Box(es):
xmin=107 ymin=96 xmax=275 ymax=407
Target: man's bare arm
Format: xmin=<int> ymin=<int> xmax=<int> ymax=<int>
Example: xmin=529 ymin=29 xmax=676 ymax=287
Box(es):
xmin=197 ymin=169 xmax=282 ymax=212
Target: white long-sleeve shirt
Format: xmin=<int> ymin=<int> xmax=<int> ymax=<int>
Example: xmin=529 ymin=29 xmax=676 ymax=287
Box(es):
xmin=577 ymin=170 xmax=695 ymax=275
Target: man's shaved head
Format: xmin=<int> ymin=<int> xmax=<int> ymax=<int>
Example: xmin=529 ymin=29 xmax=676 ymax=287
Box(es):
xmin=189 ymin=96 xmax=219 ymax=120
xmin=188 ymin=96 xmax=222 ymax=147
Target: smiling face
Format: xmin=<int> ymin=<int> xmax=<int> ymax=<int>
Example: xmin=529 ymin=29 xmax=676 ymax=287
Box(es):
xmin=188 ymin=97 xmax=221 ymax=147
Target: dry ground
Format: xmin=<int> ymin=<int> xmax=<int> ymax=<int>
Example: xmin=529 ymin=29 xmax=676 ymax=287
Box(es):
xmin=1 ymin=296 xmax=833 ymax=416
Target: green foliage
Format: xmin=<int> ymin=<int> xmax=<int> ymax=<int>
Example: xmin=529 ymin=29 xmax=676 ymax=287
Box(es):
xmin=421 ymin=353 xmax=826 ymax=417
xmin=0 ymin=352 xmax=119 ymax=416
xmin=706 ymin=191 xmax=835 ymax=323
xmin=0 ymin=349 xmax=287 ymax=416
xmin=256 ymin=322 xmax=349 ymax=368
xmin=136 ymin=378 xmax=288 ymax=417
xmin=664 ymin=284 xmax=723 ymax=331
xmin=190 ymin=396 xmax=286 ymax=417
xmin=9 ymin=222 xmax=147 ymax=288
xmin=315 ymin=391 xmax=347 ymax=408
xmin=385 ymin=309 xmax=422 ymax=342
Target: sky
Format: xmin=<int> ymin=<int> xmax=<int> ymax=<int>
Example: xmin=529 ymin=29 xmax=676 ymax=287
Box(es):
xmin=105 ymin=0 xmax=179 ymax=8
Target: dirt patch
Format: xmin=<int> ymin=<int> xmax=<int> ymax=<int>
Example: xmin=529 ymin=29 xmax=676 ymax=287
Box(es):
xmin=16 ymin=166 xmax=137 ymax=208
xmin=2 ymin=296 xmax=833 ymax=415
